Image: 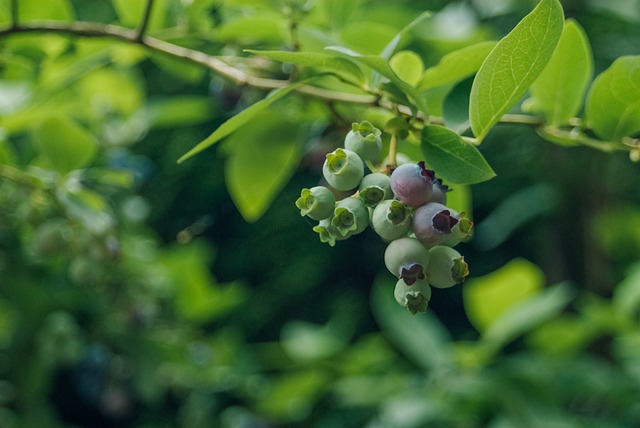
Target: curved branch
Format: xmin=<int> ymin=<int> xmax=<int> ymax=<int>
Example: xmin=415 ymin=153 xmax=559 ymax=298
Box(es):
xmin=0 ymin=20 xmax=589 ymax=135
xmin=0 ymin=20 xmax=376 ymax=104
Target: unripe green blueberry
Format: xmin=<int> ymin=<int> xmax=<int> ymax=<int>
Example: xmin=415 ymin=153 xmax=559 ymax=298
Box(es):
xmin=412 ymin=202 xmax=459 ymax=246
xmin=344 ymin=120 xmax=382 ymax=161
xmin=394 ymin=277 xmax=432 ymax=314
xmin=389 ymin=161 xmax=435 ymax=207
xmin=359 ymin=173 xmax=392 ymax=207
xmin=384 ymin=237 xmax=429 ymax=285
xmin=322 ymin=148 xmax=364 ymax=191
xmin=331 ymin=197 xmax=369 ymax=237
xmin=371 ymin=199 xmax=412 ymax=241
xmin=426 ymin=245 xmax=469 ymax=288
xmin=295 ymin=186 xmax=335 ymax=220
xmin=313 ymin=217 xmax=351 ymax=247
xmin=441 ymin=213 xmax=473 ymax=247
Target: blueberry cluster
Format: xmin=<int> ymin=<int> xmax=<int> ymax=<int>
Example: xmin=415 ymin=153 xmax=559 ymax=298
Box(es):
xmin=296 ymin=121 xmax=471 ymax=314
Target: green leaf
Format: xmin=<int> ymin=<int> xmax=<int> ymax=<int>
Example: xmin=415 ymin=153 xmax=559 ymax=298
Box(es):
xmin=418 ymin=41 xmax=497 ymax=91
xmin=442 ymin=77 xmax=473 ymax=134
xmin=160 ymin=241 xmax=248 ymax=323
xmin=420 ymin=125 xmax=495 ymax=184
xmin=245 ymin=49 xmax=364 ymax=84
xmin=281 ymin=321 xmax=348 ymax=362
xmin=613 ymin=263 xmax=640 ymax=320
xmin=474 ymin=183 xmax=558 ymax=251
xmin=223 ymin=109 xmax=309 ymax=222
xmin=326 ymin=46 xmax=429 ymax=115
xmin=56 ymin=187 xmax=114 ymax=234
xmin=379 ymin=11 xmax=432 ymax=60
xmin=389 ymin=50 xmax=424 ymax=86
xmin=18 ymin=0 xmax=74 ymax=21
xmin=469 ymin=0 xmax=564 ymax=142
xmin=483 ymin=282 xmax=574 ymax=350
xmin=463 ymin=258 xmax=545 ymax=333
xmin=177 ymin=79 xmax=313 ymax=163
xmin=112 ymin=0 xmax=171 ymax=31
xmin=145 ymin=96 xmax=216 ymax=129
xmin=32 ymin=117 xmax=98 ymax=174
xmin=528 ymin=19 xmax=593 ymax=126
xmin=585 ymin=56 xmax=640 ymax=140
xmin=0 ymin=140 xmax=16 ymax=165
xmin=370 ymin=274 xmax=452 ymax=371
xmin=216 ymin=14 xmax=286 ymax=44
xmin=83 ymin=168 xmax=135 ymax=189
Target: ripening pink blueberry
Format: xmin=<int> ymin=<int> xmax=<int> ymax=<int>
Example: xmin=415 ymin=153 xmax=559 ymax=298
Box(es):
xmin=389 ymin=161 xmax=435 ymax=207
xmin=412 ymin=202 xmax=459 ymax=246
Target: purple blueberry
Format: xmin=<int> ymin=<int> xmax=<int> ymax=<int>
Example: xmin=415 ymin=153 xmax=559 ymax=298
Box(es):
xmin=389 ymin=161 xmax=435 ymax=207
xmin=412 ymin=202 xmax=459 ymax=246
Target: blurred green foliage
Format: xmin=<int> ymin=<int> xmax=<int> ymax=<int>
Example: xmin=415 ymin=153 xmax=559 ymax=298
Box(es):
xmin=0 ymin=0 xmax=639 ymax=427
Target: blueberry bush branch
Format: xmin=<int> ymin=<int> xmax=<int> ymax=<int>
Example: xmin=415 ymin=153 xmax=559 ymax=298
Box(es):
xmin=135 ymin=0 xmax=155 ymax=42
xmin=0 ymin=2 xmax=636 ymax=165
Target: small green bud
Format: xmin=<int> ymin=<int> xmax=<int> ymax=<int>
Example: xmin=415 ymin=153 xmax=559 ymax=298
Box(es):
xmin=295 ymin=186 xmax=335 ymax=220
xmin=371 ymin=199 xmax=412 ymax=241
xmin=344 ymin=120 xmax=383 ymax=161
xmin=331 ymin=197 xmax=369 ymax=237
xmin=394 ymin=278 xmax=431 ymax=314
xmin=322 ymin=148 xmax=364 ymax=191
xmin=359 ymin=173 xmax=392 ymax=207
xmin=313 ymin=218 xmax=351 ymax=247
xmin=426 ymin=245 xmax=469 ymax=288
xmin=384 ymin=237 xmax=429 ymax=285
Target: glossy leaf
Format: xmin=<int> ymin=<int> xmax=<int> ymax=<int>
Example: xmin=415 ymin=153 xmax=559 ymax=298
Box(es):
xmin=586 ymin=56 xmax=640 ymax=140
xmin=245 ymin=49 xmax=364 ymax=84
xmin=463 ymin=258 xmax=545 ymax=333
xmin=178 ymin=79 xmax=312 ymax=163
xmin=420 ymin=125 xmax=495 ymax=184
xmin=326 ymin=46 xmax=429 ymax=115
xmin=32 ymin=117 xmax=98 ymax=174
xmin=528 ymin=19 xmax=593 ymax=125
xmin=389 ymin=50 xmax=424 ymax=86
xmin=469 ymin=0 xmax=564 ymax=141
xmin=483 ymin=282 xmax=574 ymax=349
xmin=418 ymin=41 xmax=497 ymax=91
xmin=223 ymin=110 xmax=308 ymax=222
xmin=442 ymin=77 xmax=473 ymax=134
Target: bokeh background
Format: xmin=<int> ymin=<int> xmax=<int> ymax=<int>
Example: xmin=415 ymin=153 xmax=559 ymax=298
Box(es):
xmin=0 ymin=0 xmax=639 ymax=426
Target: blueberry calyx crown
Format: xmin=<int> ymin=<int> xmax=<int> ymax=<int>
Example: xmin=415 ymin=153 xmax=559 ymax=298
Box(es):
xmin=400 ymin=263 xmax=426 ymax=285
xmin=417 ymin=161 xmax=436 ymax=181
xmin=432 ymin=210 xmax=459 ymax=233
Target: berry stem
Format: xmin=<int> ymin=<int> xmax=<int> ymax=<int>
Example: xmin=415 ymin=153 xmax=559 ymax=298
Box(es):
xmin=388 ymin=133 xmax=398 ymax=171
